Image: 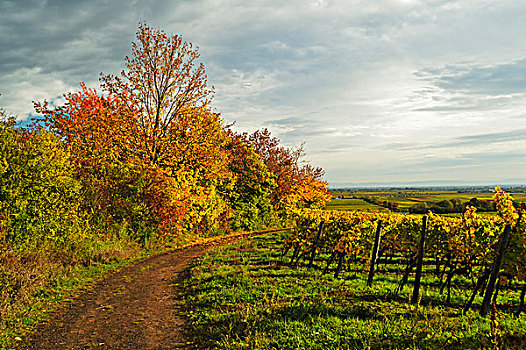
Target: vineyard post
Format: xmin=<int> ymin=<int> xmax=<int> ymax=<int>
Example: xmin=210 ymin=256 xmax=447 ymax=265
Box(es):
xmin=411 ymin=215 xmax=427 ymax=305
xmin=308 ymin=221 xmax=324 ymax=268
xmin=464 ymin=267 xmax=491 ymax=312
xmin=290 ymin=243 xmax=300 ymax=266
xmin=367 ymin=220 xmax=383 ymax=287
xmin=334 ymin=252 xmax=345 ymax=279
xmin=517 ymin=283 xmax=526 ymax=316
xmin=480 ymin=224 xmax=511 ymax=316
xmin=323 ymin=252 xmax=336 ymax=275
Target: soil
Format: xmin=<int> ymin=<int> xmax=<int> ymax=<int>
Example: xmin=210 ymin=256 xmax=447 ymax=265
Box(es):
xmin=22 ymin=230 xmax=278 ymax=350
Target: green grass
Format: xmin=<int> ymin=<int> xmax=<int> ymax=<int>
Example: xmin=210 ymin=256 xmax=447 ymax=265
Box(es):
xmin=182 ymin=232 xmax=526 ymax=349
xmin=330 ymin=190 xmax=526 ymax=213
xmin=325 ymin=198 xmax=387 ymax=212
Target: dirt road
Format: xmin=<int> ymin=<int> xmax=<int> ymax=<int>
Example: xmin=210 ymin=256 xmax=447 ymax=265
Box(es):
xmin=22 ymin=231 xmax=277 ymax=349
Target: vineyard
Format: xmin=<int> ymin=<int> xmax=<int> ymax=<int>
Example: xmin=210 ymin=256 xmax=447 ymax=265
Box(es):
xmin=283 ymin=187 xmax=525 ymax=315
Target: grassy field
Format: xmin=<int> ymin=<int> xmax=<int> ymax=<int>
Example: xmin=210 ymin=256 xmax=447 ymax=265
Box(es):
xmin=327 ymin=189 xmax=526 ymax=212
xmin=324 ymin=198 xmax=388 ymax=212
xmin=181 ymin=231 xmax=526 ymax=349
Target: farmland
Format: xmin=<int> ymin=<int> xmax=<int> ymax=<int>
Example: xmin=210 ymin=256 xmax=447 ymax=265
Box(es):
xmin=324 ymin=198 xmax=388 ymax=212
xmin=327 ymin=187 xmax=526 ymax=213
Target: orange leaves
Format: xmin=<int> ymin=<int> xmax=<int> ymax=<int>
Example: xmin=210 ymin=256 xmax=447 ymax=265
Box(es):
xmin=35 ymin=83 xmax=139 ymax=166
xmin=100 ymin=22 xmax=214 ymax=167
xmin=35 ymin=23 xmax=236 ymax=238
xmin=29 ymin=23 xmax=331 ymax=242
xmin=246 ymin=129 xmax=330 ymax=213
xmin=293 ymin=165 xmax=331 ymax=209
xmin=96 ymin=23 xmax=235 ymax=235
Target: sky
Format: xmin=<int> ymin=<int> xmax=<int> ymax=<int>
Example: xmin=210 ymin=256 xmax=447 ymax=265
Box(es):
xmin=1 ymin=0 xmax=525 ymax=187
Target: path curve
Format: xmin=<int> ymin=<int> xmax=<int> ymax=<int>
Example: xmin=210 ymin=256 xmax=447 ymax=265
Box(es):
xmin=23 ymin=230 xmax=282 ymax=350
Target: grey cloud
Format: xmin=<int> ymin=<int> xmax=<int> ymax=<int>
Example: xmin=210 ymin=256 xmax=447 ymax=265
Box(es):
xmin=380 ymin=142 xmax=420 ymax=152
xmin=420 ymin=59 xmax=526 ymax=95
xmin=364 ymin=150 xmax=526 ymax=180
xmin=384 ymin=129 xmax=526 ymax=152
xmin=0 ymin=0 xmax=158 ymax=115
xmin=0 ymin=1 xmax=137 ymax=72
xmin=406 ymin=152 xmax=526 ymax=177
xmin=267 ymin=117 xmax=305 ymax=127
xmin=2 ymin=0 xmax=526 ymax=185
xmin=409 ymin=58 xmax=526 ymax=115
xmin=266 ymin=116 xmax=330 ymax=138
xmin=456 ymin=129 xmax=526 ymax=144
xmin=435 ymin=129 xmax=526 ymax=149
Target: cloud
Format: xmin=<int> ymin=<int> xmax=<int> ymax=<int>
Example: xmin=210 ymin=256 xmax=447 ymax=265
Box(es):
xmin=455 ymin=128 xmax=526 ymax=145
xmin=1 ymin=0 xmax=526 ymax=185
xmin=383 ymin=128 xmax=526 ymax=152
xmin=411 ymin=59 xmax=526 ymax=115
xmin=433 ymin=59 xmax=526 ymax=95
xmin=0 ymin=67 xmax=73 ymax=117
xmin=0 ymin=0 xmax=146 ymax=116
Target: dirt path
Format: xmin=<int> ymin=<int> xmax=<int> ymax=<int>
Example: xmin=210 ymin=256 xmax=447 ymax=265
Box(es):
xmin=23 ymin=230 xmax=279 ymax=350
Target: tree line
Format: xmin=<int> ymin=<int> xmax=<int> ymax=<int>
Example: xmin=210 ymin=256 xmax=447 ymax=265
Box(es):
xmin=410 ymin=198 xmax=497 ymax=214
xmin=360 ymin=195 xmax=518 ymax=214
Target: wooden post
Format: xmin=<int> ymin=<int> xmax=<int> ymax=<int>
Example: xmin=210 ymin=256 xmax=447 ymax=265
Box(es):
xmin=334 ymin=252 xmax=345 ymax=279
xmin=480 ymin=224 xmax=511 ymax=316
xmin=464 ymin=267 xmax=490 ymax=312
xmin=367 ymin=220 xmax=383 ymax=287
xmin=323 ymin=251 xmax=336 ymax=275
xmin=290 ymin=243 xmax=300 ymax=266
xmin=308 ymin=221 xmax=324 ymax=268
xmin=280 ymin=246 xmax=291 ymax=261
xmin=516 ymin=283 xmax=526 ymax=316
xmin=397 ymin=257 xmax=415 ymax=293
xmin=293 ymin=251 xmax=305 ymax=268
xmin=411 ymin=215 xmax=427 ymax=304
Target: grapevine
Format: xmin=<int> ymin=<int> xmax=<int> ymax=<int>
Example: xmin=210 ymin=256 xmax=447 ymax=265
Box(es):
xmin=283 ymin=187 xmax=525 ymax=310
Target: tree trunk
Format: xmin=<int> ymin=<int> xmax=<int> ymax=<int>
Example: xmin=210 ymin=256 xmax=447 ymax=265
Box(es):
xmin=516 ymin=283 xmax=526 ymax=316
xmin=323 ymin=251 xmax=337 ymax=275
xmin=464 ymin=268 xmax=490 ymax=312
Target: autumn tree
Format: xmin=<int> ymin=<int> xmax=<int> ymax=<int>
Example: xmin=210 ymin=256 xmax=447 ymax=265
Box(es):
xmin=99 ymin=23 xmax=234 ymax=235
xmin=99 ymin=22 xmax=215 ymax=168
xmin=37 ymin=23 xmax=233 ymax=238
xmin=35 ymin=86 xmax=194 ymax=243
xmin=34 ymin=23 xmax=330 ymax=239
xmin=246 ymin=129 xmax=330 ymax=213
xmin=0 ymin=117 xmax=84 ymax=247
xmin=222 ymin=130 xmax=277 ymax=230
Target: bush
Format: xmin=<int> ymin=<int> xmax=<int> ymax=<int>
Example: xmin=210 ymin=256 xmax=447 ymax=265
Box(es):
xmin=0 ymin=120 xmax=84 ymax=248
